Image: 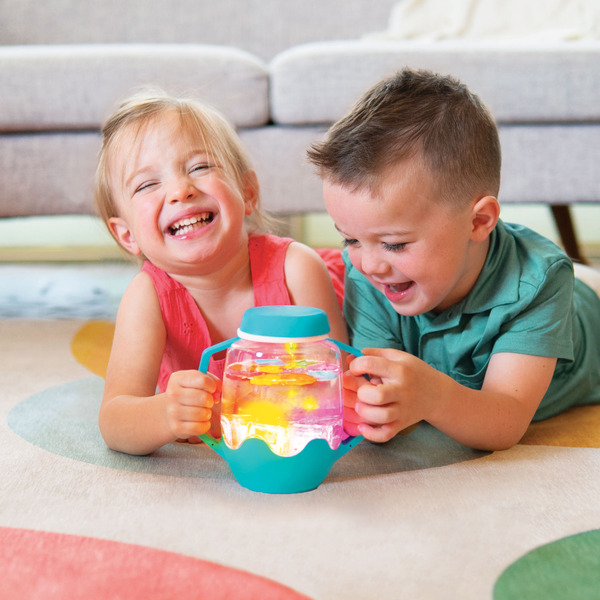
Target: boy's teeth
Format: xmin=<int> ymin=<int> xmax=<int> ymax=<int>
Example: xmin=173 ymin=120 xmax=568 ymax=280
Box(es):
xmin=389 ymin=282 xmax=411 ymax=293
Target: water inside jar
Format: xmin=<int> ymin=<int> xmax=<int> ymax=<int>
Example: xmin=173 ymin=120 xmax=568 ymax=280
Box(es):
xmin=220 ymin=355 xmax=344 ymax=457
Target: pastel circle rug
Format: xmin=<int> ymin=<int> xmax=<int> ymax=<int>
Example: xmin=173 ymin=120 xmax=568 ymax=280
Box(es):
xmin=494 ymin=529 xmax=600 ymax=599
xmin=0 ymin=526 xmax=311 ymax=599
xmin=7 ymin=377 xmax=489 ymax=481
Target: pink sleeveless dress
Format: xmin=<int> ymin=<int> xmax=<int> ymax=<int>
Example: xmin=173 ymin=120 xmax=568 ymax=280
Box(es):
xmin=142 ymin=234 xmax=346 ymax=392
xmin=142 ymin=234 xmax=295 ymax=392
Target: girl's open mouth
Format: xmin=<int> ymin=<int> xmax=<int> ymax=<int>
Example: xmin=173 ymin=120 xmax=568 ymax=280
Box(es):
xmin=168 ymin=212 xmax=214 ymax=237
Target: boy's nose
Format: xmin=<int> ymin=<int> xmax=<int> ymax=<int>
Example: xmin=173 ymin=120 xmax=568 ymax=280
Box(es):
xmin=360 ymin=251 xmax=390 ymax=276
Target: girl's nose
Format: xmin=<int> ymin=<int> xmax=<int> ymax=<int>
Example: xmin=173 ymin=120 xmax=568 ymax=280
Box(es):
xmin=167 ymin=176 xmax=196 ymax=204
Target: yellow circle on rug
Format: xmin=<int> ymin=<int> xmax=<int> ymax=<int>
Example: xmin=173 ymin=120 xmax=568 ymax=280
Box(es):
xmin=519 ymin=404 xmax=600 ymax=448
xmin=71 ymin=321 xmax=115 ymax=378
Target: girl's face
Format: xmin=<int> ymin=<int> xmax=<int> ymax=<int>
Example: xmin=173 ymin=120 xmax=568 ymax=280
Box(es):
xmin=108 ymin=111 xmax=257 ymax=275
xmin=323 ymin=158 xmax=490 ymax=316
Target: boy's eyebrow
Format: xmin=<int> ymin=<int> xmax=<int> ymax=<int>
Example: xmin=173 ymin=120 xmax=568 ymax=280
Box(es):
xmin=334 ymin=224 xmax=413 ymax=237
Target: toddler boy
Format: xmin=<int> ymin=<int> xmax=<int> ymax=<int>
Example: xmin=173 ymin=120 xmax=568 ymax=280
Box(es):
xmin=308 ymin=68 xmax=600 ymax=451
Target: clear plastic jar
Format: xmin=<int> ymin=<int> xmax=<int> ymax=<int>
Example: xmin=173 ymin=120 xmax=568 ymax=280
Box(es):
xmin=220 ymin=337 xmax=344 ymax=457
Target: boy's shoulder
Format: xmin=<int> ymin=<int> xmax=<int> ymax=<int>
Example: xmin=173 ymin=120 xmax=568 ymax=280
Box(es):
xmin=462 ymin=220 xmax=574 ymax=320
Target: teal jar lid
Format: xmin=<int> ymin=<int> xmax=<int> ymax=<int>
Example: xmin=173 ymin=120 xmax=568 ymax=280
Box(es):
xmin=238 ymin=306 xmax=330 ymax=339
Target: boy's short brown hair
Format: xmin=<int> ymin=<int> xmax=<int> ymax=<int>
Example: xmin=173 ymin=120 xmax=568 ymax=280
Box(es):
xmin=308 ymin=68 xmax=501 ymax=208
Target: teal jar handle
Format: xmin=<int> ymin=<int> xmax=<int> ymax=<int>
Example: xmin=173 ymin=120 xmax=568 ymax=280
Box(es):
xmin=197 ymin=337 xmax=239 ymax=453
xmin=198 ymin=337 xmax=240 ymax=373
xmin=327 ymin=339 xmax=363 ymax=358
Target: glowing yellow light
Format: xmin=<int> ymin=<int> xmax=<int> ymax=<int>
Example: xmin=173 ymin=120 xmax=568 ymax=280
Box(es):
xmin=238 ymin=400 xmax=287 ymax=426
xmin=258 ymin=365 xmax=283 ymax=374
xmin=250 ymin=373 xmax=316 ymax=386
xmin=302 ymin=396 xmax=319 ymax=411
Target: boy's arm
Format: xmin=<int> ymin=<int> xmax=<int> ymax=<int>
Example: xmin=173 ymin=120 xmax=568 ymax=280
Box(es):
xmin=284 ymin=241 xmax=349 ymax=344
xmin=99 ymin=272 xmax=218 ymax=455
xmin=348 ymin=348 xmax=556 ymax=451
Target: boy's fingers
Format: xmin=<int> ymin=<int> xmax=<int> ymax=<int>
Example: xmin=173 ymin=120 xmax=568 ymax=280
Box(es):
xmin=343 ymin=405 xmax=362 ymax=424
xmin=361 ymin=347 xmax=406 ymax=362
xmin=348 ymin=354 xmax=402 ymax=382
xmin=357 ymin=422 xmax=398 ymax=444
xmin=354 ymin=400 xmax=397 ymax=425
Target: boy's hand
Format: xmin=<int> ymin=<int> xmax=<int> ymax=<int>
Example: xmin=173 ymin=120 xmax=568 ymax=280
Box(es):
xmin=343 ymin=348 xmax=439 ymax=443
xmin=165 ymin=370 xmax=221 ymax=442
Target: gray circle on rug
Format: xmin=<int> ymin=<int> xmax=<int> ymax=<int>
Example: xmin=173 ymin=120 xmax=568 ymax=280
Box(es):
xmin=7 ymin=377 xmax=489 ymax=479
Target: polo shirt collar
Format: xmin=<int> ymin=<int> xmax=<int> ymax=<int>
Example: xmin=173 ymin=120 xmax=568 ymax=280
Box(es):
xmin=463 ymin=220 xmax=521 ymax=314
xmin=416 ymin=220 xmax=521 ymax=330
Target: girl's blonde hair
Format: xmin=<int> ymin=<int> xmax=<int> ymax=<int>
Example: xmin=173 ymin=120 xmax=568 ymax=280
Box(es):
xmin=94 ymin=89 xmax=268 ymax=249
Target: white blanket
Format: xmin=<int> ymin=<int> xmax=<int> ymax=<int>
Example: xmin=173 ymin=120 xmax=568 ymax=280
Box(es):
xmin=368 ymin=0 xmax=600 ymax=42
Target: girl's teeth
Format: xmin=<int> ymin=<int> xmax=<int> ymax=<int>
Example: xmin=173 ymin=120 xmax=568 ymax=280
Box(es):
xmin=170 ymin=213 xmax=212 ymax=235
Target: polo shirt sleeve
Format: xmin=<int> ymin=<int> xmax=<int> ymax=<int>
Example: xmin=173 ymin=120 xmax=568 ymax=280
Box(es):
xmin=343 ymin=256 xmax=405 ymax=352
xmin=492 ymin=259 xmax=575 ymax=361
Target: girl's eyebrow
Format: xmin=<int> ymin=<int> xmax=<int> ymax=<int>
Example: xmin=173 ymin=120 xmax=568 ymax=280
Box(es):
xmin=124 ymin=148 xmax=210 ymax=188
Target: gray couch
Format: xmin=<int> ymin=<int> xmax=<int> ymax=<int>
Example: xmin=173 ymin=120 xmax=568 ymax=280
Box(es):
xmin=1 ymin=0 xmax=599 ymax=259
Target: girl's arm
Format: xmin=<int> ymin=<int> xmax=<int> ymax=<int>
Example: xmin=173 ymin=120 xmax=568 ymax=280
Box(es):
xmin=283 ymin=241 xmax=349 ymax=344
xmin=99 ymin=272 xmax=217 ymax=455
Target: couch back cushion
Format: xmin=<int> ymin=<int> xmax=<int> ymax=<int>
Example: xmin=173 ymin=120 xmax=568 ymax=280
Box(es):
xmin=0 ymin=0 xmax=397 ymax=61
xmin=0 ymin=44 xmax=269 ymax=131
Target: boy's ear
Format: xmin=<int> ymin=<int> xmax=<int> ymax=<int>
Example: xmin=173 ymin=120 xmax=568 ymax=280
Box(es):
xmin=470 ymin=196 xmax=500 ymax=243
xmin=108 ymin=217 xmax=141 ymax=255
xmin=242 ymin=170 xmax=259 ymax=215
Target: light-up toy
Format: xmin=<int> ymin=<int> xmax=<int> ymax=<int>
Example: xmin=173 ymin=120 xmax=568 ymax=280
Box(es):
xmin=199 ymin=306 xmax=364 ymax=493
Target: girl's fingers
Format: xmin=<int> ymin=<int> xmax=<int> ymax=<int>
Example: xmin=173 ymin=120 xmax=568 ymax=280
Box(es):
xmin=172 ymin=405 xmax=212 ymax=424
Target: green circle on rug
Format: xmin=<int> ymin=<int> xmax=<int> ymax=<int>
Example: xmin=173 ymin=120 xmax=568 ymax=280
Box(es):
xmin=8 ymin=377 xmax=488 ymax=480
xmin=494 ymin=530 xmax=600 ymax=600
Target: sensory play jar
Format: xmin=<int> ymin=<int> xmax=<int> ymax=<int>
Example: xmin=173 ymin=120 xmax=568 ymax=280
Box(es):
xmin=199 ymin=306 xmax=361 ymax=458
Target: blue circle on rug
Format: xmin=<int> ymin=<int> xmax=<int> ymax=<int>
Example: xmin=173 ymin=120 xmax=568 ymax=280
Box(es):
xmin=494 ymin=529 xmax=600 ymax=600
xmin=7 ymin=377 xmax=489 ymax=479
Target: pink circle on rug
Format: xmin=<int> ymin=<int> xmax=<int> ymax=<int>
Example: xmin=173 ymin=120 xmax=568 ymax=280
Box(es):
xmin=0 ymin=526 xmax=311 ymax=600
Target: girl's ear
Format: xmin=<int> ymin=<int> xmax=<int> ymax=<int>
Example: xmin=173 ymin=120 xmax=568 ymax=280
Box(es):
xmin=108 ymin=217 xmax=141 ymax=255
xmin=470 ymin=196 xmax=500 ymax=243
xmin=242 ymin=170 xmax=260 ymax=215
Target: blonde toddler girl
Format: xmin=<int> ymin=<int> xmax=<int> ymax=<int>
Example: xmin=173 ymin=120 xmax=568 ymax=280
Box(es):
xmin=95 ymin=91 xmax=347 ymax=455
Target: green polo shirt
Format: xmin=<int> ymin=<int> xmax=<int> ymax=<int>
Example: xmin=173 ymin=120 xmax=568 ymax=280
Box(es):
xmin=343 ymin=220 xmax=600 ymax=420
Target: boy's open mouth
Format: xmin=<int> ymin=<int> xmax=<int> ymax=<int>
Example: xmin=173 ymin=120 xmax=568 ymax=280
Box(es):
xmin=387 ymin=281 xmax=413 ymax=294
xmin=168 ymin=212 xmax=214 ymax=237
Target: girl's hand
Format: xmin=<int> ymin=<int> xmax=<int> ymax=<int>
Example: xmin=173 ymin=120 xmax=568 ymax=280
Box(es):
xmin=165 ymin=370 xmax=221 ymax=441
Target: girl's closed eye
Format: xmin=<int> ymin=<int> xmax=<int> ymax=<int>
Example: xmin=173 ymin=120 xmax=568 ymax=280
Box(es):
xmin=134 ymin=180 xmax=159 ymax=194
xmin=190 ymin=162 xmax=213 ymax=175
xmin=341 ymin=238 xmax=359 ymax=248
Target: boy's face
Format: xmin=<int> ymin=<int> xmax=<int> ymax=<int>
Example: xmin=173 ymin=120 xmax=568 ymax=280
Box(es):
xmin=323 ymin=158 xmax=487 ymax=316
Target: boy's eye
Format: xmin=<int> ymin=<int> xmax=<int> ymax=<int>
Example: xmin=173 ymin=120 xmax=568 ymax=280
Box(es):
xmin=341 ymin=238 xmax=359 ymax=248
xmin=383 ymin=242 xmax=407 ymax=252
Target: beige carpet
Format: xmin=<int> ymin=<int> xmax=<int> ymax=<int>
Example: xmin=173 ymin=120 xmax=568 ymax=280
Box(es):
xmin=2 ymin=319 xmax=600 ymax=599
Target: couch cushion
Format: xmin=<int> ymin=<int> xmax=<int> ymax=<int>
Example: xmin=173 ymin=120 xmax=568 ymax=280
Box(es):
xmin=0 ymin=44 xmax=269 ymax=131
xmin=243 ymin=124 xmax=600 ymax=213
xmin=3 ymin=124 xmax=599 ymax=219
xmin=270 ymin=40 xmax=600 ymax=125
xmin=0 ymin=0 xmax=398 ymax=62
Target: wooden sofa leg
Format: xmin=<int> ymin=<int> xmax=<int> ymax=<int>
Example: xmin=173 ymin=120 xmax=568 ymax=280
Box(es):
xmin=550 ymin=204 xmax=588 ymax=265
